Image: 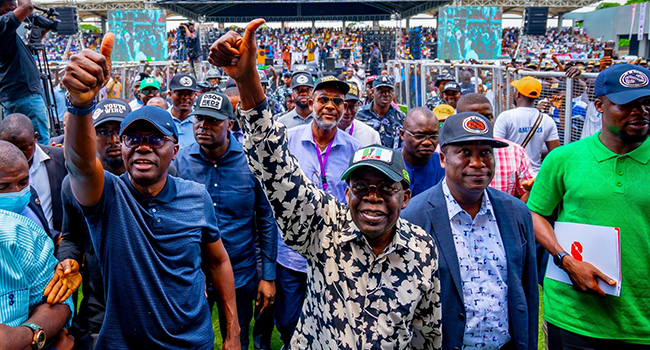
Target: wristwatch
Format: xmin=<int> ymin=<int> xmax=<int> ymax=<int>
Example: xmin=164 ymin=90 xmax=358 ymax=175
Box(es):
xmin=20 ymin=322 xmax=46 ymax=350
xmin=65 ymin=92 xmax=96 ymax=116
xmin=553 ymin=251 xmax=570 ymax=268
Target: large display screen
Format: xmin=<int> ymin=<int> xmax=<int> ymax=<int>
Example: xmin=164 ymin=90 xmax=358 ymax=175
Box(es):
xmin=437 ymin=6 xmax=502 ymax=60
xmin=108 ymin=10 xmax=168 ymax=62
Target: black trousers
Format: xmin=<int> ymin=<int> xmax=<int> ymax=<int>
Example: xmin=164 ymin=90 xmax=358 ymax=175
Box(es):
xmin=548 ymin=322 xmax=650 ymax=350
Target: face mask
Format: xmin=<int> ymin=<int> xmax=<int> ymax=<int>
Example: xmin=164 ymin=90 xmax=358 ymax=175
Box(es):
xmin=0 ymin=187 xmax=31 ymax=214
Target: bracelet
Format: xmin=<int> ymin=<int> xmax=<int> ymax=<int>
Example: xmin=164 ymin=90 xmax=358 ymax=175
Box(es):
xmin=65 ymin=93 xmax=96 ymax=116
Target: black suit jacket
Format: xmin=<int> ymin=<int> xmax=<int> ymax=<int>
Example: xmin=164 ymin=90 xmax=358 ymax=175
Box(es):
xmin=39 ymin=145 xmax=68 ymax=233
xmin=27 ymin=186 xmax=53 ymax=239
xmin=401 ymin=183 xmax=538 ymax=350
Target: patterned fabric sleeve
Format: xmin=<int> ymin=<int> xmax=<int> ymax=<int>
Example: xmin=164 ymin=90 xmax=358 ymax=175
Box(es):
xmin=410 ymin=244 xmax=443 ymax=350
xmin=515 ymin=145 xmax=535 ymax=197
xmin=238 ymin=99 xmax=348 ymax=258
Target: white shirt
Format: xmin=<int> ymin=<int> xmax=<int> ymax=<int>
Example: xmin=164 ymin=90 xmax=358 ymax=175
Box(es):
xmin=128 ymin=99 xmax=142 ymax=111
xmin=442 ymin=179 xmax=510 ymax=350
xmin=494 ymin=107 xmax=559 ymax=173
xmin=29 ymin=145 xmax=53 ymax=230
xmin=344 ymin=76 xmax=364 ymax=93
xmin=343 ymin=119 xmax=381 ymax=147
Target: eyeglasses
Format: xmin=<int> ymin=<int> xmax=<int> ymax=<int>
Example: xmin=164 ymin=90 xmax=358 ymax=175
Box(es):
xmin=317 ymin=96 xmax=344 ymax=107
xmin=96 ymin=130 xmax=119 ymax=140
xmin=122 ymin=134 xmax=175 ymax=149
xmin=403 ymin=129 xmax=439 ymax=142
xmin=350 ymin=180 xmax=400 ymax=199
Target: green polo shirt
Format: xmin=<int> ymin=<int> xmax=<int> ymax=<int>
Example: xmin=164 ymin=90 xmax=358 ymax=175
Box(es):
xmin=528 ymin=132 xmax=650 ymax=343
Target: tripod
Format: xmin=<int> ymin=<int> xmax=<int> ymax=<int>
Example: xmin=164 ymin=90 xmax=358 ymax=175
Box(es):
xmin=28 ymin=28 xmax=62 ymax=137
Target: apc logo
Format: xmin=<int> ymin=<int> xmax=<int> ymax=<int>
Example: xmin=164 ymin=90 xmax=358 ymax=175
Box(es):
xmin=462 ymin=116 xmax=488 ymax=134
xmin=571 ymin=241 xmax=583 ymax=261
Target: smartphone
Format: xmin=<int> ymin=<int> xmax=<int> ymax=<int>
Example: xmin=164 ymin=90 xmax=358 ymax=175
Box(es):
xmin=604 ymin=48 xmax=613 ymax=58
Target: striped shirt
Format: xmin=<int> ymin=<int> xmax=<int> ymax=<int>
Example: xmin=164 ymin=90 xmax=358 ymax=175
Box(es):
xmin=490 ymin=137 xmax=535 ymax=197
xmin=0 ymin=209 xmax=73 ymax=327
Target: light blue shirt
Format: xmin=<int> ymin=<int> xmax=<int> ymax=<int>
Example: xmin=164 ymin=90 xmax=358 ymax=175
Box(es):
xmin=442 ymin=179 xmax=510 ymax=350
xmin=277 ymin=123 xmax=362 ymax=272
xmin=0 ymin=209 xmax=73 ymax=327
xmin=169 ymin=107 xmax=196 ymax=149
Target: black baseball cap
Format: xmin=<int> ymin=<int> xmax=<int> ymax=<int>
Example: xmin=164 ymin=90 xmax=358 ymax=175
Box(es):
xmin=119 ymin=106 xmax=179 ymax=139
xmin=595 ymin=63 xmax=650 ymax=104
xmin=291 ymin=72 xmax=314 ymax=89
xmin=190 ymin=92 xmax=234 ymax=121
xmin=92 ymin=99 xmax=131 ymax=127
xmin=341 ymin=145 xmax=410 ymax=186
xmin=435 ymin=73 xmax=455 ymax=84
xmin=169 ymin=73 xmax=199 ymax=91
xmin=442 ymin=82 xmax=462 ymax=93
xmin=314 ymin=75 xmax=349 ymax=95
xmin=439 ymin=112 xmax=508 ymax=148
xmin=345 ymin=82 xmax=361 ymax=101
xmin=373 ymin=75 xmax=394 ymax=89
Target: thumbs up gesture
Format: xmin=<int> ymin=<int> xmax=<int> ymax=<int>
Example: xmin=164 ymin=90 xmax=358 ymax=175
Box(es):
xmin=62 ymin=33 xmax=114 ymax=108
xmin=208 ymin=19 xmax=265 ymax=81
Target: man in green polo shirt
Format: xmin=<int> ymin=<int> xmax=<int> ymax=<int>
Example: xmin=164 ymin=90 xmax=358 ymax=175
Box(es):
xmin=528 ymin=64 xmax=650 ymax=348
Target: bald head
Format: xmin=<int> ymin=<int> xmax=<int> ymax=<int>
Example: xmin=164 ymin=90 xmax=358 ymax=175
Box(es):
xmin=404 ymin=107 xmax=437 ymax=130
xmin=146 ymin=97 xmax=169 ymax=110
xmin=0 ymin=114 xmax=38 ymax=164
xmin=0 ymin=140 xmax=28 ymax=171
xmin=456 ymin=93 xmax=494 ymax=123
xmin=0 ymin=113 xmax=34 ymax=139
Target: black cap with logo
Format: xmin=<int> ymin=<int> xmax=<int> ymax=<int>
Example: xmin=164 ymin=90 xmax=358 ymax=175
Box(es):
xmin=373 ymin=75 xmax=394 ymax=89
xmin=439 ymin=112 xmax=508 ymax=148
xmin=190 ymin=92 xmax=234 ymax=120
xmin=169 ymin=73 xmax=199 ymax=91
xmin=345 ymin=82 xmax=361 ymax=101
xmin=291 ymin=72 xmax=314 ymax=89
xmin=92 ymin=99 xmax=131 ymax=127
xmin=314 ymin=75 xmax=350 ymax=94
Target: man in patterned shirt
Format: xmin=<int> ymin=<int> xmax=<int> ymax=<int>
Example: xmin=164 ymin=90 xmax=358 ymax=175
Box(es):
xmin=457 ymin=93 xmax=534 ymax=199
xmin=402 ymin=112 xmax=538 ymax=350
xmin=209 ymin=19 xmax=442 ymax=350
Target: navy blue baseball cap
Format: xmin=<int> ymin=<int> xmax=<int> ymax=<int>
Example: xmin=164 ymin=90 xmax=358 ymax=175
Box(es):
xmin=439 ymin=112 xmax=508 ymax=148
xmin=119 ymin=106 xmax=179 ymax=140
xmin=595 ymin=64 xmax=650 ymax=105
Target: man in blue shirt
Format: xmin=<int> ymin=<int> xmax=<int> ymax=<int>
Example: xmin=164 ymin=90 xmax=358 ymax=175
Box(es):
xmin=173 ymin=91 xmax=278 ymax=350
xmin=0 ymin=140 xmax=74 ymax=349
xmin=58 ymin=42 xmax=240 ymax=350
xmin=399 ymin=107 xmax=445 ymax=197
xmin=168 ymin=73 xmax=200 ymax=148
xmin=277 ymin=75 xmax=361 ymax=348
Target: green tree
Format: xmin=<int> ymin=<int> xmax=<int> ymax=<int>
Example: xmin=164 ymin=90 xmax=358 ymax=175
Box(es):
xmin=596 ymin=2 xmax=621 ymax=9
xmin=625 ymin=0 xmax=649 ymax=5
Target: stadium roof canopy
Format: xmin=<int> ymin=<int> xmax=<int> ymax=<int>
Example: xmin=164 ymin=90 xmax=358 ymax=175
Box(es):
xmin=33 ymin=0 xmax=601 ymax=22
xmin=429 ymin=0 xmax=602 ymax=17
xmin=154 ymin=0 xmax=451 ymax=23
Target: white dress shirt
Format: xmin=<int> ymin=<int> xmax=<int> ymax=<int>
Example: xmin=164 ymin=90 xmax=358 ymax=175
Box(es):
xmin=29 ymin=145 xmax=52 ymax=230
xmin=343 ymin=119 xmax=381 ymax=147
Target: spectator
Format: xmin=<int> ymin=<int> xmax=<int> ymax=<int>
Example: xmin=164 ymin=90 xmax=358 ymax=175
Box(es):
xmin=168 ymin=73 xmax=200 ymax=148
xmin=277 ymin=72 xmax=314 ymax=129
xmin=399 ymin=107 xmax=445 ymax=197
xmin=356 ymin=75 xmax=406 ymax=148
xmin=337 ymin=81 xmax=381 ymax=146
xmin=494 ymin=76 xmax=560 ymax=173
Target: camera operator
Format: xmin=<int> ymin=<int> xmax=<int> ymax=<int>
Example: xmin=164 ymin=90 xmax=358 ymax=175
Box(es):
xmin=0 ymin=0 xmax=50 ymax=144
xmin=179 ymin=22 xmax=201 ymax=76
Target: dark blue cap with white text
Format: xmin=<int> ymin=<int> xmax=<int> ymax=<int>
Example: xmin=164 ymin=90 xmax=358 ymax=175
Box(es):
xmin=119 ymin=106 xmax=179 ymax=139
xmin=595 ymin=64 xmax=650 ymax=105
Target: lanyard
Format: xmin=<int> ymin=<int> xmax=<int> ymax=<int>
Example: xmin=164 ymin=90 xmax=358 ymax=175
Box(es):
xmin=348 ymin=122 xmax=354 ymax=135
xmin=314 ymin=137 xmax=334 ymax=191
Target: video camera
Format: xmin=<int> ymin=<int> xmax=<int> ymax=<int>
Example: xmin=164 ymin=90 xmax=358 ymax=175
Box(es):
xmin=26 ymin=7 xmax=60 ymax=31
